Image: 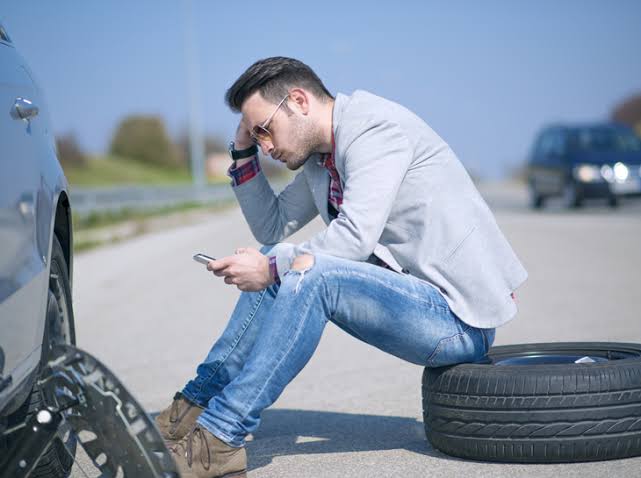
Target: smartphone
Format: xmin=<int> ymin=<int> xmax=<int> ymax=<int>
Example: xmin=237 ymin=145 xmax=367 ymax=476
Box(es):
xmin=193 ymin=253 xmax=216 ymax=265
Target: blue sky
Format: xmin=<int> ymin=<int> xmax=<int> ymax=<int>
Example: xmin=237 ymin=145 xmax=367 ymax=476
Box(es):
xmin=3 ymin=1 xmax=641 ymax=178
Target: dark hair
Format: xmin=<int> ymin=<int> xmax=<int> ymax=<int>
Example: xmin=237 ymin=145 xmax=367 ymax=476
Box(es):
xmin=225 ymin=57 xmax=333 ymax=112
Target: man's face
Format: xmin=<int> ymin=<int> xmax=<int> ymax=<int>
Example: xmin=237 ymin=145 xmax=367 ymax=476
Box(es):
xmin=241 ymin=91 xmax=319 ymax=171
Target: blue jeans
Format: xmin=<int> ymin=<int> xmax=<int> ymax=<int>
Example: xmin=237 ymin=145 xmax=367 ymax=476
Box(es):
xmin=181 ymin=247 xmax=495 ymax=447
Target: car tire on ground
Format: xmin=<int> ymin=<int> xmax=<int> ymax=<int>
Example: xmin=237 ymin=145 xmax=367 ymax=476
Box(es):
xmin=562 ymin=182 xmax=584 ymax=208
xmin=528 ymin=186 xmax=545 ymax=210
xmin=4 ymin=235 xmax=77 ymax=477
xmin=422 ymin=342 xmax=641 ymax=463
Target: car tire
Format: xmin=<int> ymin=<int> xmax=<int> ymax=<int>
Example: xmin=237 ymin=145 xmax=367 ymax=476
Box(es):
xmin=529 ymin=189 xmax=545 ymax=209
xmin=422 ymin=342 xmax=641 ymax=463
xmin=562 ymin=182 xmax=583 ymax=208
xmin=4 ymin=235 xmax=77 ymax=477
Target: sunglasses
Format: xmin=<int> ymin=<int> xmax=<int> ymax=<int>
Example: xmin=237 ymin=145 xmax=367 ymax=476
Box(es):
xmin=250 ymin=94 xmax=289 ymax=145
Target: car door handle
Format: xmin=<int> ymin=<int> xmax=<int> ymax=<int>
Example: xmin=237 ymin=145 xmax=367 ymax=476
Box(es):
xmin=11 ymin=97 xmax=39 ymax=120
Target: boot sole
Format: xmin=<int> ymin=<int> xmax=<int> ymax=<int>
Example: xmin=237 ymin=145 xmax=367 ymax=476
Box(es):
xmin=219 ymin=471 xmax=247 ymax=478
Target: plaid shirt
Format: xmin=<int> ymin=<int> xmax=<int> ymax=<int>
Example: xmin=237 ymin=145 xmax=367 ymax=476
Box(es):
xmin=320 ymin=152 xmax=343 ymax=213
xmin=228 ymin=157 xmax=261 ymax=187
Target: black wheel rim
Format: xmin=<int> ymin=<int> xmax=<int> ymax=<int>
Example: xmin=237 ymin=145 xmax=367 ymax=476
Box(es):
xmin=48 ymin=260 xmax=72 ymax=350
xmin=484 ymin=345 xmax=641 ymax=366
xmin=494 ymin=354 xmax=611 ymax=365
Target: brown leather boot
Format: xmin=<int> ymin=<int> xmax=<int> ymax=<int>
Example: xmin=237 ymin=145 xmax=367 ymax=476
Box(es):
xmin=168 ymin=424 xmax=247 ymax=478
xmin=155 ymin=392 xmax=204 ymax=445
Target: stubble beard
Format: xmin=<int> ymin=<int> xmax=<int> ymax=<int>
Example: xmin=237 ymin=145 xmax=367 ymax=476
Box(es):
xmin=286 ymin=116 xmax=323 ymax=171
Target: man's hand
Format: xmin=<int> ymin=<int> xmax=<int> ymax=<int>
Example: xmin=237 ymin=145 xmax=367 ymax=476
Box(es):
xmin=207 ymin=247 xmax=273 ymax=292
xmin=232 ymin=119 xmax=258 ymax=168
xmin=234 ymin=119 xmax=254 ymax=150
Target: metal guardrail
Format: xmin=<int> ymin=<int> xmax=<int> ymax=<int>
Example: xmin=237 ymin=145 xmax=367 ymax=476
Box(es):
xmin=69 ymin=184 xmax=235 ymax=216
xmin=68 ymin=179 xmax=291 ymax=217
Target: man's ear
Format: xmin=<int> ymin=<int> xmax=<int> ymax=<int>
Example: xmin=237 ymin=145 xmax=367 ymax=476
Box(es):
xmin=288 ymin=88 xmax=310 ymax=116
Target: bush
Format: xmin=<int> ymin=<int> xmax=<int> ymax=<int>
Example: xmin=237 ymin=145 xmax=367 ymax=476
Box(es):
xmin=110 ymin=115 xmax=181 ymax=168
xmin=56 ymin=133 xmax=88 ymax=167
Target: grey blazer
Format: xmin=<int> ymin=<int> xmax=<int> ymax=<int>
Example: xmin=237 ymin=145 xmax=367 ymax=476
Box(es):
xmin=233 ymin=90 xmax=528 ymax=328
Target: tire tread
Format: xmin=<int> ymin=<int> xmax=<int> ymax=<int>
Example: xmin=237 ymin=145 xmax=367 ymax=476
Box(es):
xmin=422 ymin=343 xmax=641 ymax=463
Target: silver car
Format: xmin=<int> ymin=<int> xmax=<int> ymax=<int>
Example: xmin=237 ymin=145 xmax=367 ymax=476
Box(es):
xmin=0 ymin=21 xmax=76 ymax=477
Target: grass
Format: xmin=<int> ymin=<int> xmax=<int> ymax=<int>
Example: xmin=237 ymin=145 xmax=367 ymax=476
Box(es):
xmin=65 ymin=154 xmax=292 ymax=252
xmin=73 ymin=200 xmax=205 ymax=229
xmin=63 ymin=154 xmax=227 ymax=187
xmin=72 ymin=199 xmax=237 ymax=252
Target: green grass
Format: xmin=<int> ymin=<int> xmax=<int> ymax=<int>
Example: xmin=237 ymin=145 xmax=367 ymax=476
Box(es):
xmin=63 ymin=154 xmax=211 ymax=187
xmin=64 ymin=154 xmax=292 ymax=252
xmin=72 ymin=200 xmax=224 ymax=230
xmin=72 ymin=198 xmax=237 ymax=252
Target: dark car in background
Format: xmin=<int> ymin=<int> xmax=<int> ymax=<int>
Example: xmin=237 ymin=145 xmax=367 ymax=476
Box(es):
xmin=527 ymin=123 xmax=641 ymax=208
xmin=0 ymin=20 xmax=76 ymax=477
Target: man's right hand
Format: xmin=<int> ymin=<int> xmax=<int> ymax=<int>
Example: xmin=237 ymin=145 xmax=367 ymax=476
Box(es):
xmin=232 ymin=119 xmax=258 ymax=168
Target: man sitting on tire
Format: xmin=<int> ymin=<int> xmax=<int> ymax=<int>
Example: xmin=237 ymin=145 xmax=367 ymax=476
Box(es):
xmin=156 ymin=56 xmax=528 ymax=478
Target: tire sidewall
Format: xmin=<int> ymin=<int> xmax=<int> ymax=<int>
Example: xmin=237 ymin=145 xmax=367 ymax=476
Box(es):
xmin=29 ymin=235 xmax=77 ymax=477
xmin=423 ymin=342 xmax=641 ymax=463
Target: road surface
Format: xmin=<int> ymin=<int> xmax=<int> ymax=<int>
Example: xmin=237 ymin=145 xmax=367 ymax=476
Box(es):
xmin=69 ymin=182 xmax=641 ymax=477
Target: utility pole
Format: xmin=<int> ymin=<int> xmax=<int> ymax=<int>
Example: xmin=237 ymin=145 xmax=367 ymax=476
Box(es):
xmin=183 ymin=0 xmax=206 ymax=188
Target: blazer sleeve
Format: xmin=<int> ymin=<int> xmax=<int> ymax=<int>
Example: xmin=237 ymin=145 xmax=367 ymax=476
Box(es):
xmin=271 ymin=119 xmax=413 ymax=276
xmin=232 ymin=169 xmax=319 ymax=245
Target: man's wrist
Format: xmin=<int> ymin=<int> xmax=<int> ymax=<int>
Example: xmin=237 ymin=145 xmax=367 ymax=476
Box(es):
xmin=233 ymin=156 xmax=257 ymax=168
xmin=229 ymin=140 xmax=258 ymax=162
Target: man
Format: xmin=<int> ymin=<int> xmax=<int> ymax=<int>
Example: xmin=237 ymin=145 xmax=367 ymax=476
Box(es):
xmin=157 ymin=57 xmax=527 ymax=478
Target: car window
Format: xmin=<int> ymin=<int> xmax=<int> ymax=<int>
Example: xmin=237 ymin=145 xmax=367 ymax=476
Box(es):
xmin=550 ymin=131 xmax=565 ymax=157
xmin=538 ymin=132 xmax=557 ymax=157
xmin=530 ymin=132 xmax=547 ymax=160
xmin=535 ymin=130 xmax=565 ymax=165
xmin=569 ymin=128 xmax=641 ymax=153
xmin=556 ymin=131 xmax=569 ymax=158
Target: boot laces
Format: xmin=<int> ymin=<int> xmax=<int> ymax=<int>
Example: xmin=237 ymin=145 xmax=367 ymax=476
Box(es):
xmin=170 ymin=425 xmax=211 ymax=470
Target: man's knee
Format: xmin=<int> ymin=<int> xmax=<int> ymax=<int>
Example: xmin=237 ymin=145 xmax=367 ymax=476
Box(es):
xmin=291 ymin=254 xmax=314 ymax=271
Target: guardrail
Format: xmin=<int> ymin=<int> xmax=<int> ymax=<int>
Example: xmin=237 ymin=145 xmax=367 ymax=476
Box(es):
xmin=69 ymin=184 xmax=235 ymax=216
xmin=68 ymin=180 xmax=290 ymax=217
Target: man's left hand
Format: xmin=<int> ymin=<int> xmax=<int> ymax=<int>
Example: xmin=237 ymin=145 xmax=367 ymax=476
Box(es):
xmin=207 ymin=247 xmax=273 ymax=292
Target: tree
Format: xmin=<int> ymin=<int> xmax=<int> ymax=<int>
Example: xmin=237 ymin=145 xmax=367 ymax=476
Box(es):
xmin=612 ymin=93 xmax=641 ymax=136
xmin=55 ymin=133 xmax=88 ymax=167
xmin=110 ymin=115 xmax=181 ymax=167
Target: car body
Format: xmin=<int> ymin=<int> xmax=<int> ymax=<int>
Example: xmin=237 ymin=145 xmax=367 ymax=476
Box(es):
xmin=0 ymin=19 xmax=74 ymax=435
xmin=527 ymin=123 xmax=641 ymax=208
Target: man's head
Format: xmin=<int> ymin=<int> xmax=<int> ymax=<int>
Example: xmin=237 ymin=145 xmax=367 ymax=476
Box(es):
xmin=225 ymin=57 xmax=334 ymax=170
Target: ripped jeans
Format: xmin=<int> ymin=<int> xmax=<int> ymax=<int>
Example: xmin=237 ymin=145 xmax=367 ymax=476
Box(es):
xmin=181 ymin=246 xmax=495 ymax=447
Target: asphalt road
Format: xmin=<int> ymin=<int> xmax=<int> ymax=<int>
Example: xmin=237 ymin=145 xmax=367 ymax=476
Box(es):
xmin=69 ymin=182 xmax=641 ymax=477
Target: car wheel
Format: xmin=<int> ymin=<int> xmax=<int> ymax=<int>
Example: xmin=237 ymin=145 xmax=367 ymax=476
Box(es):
xmin=528 ymin=186 xmax=545 ymax=209
xmin=5 ymin=236 xmax=77 ymax=477
xmin=422 ymin=342 xmax=641 ymax=463
xmin=562 ymin=182 xmax=583 ymax=208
